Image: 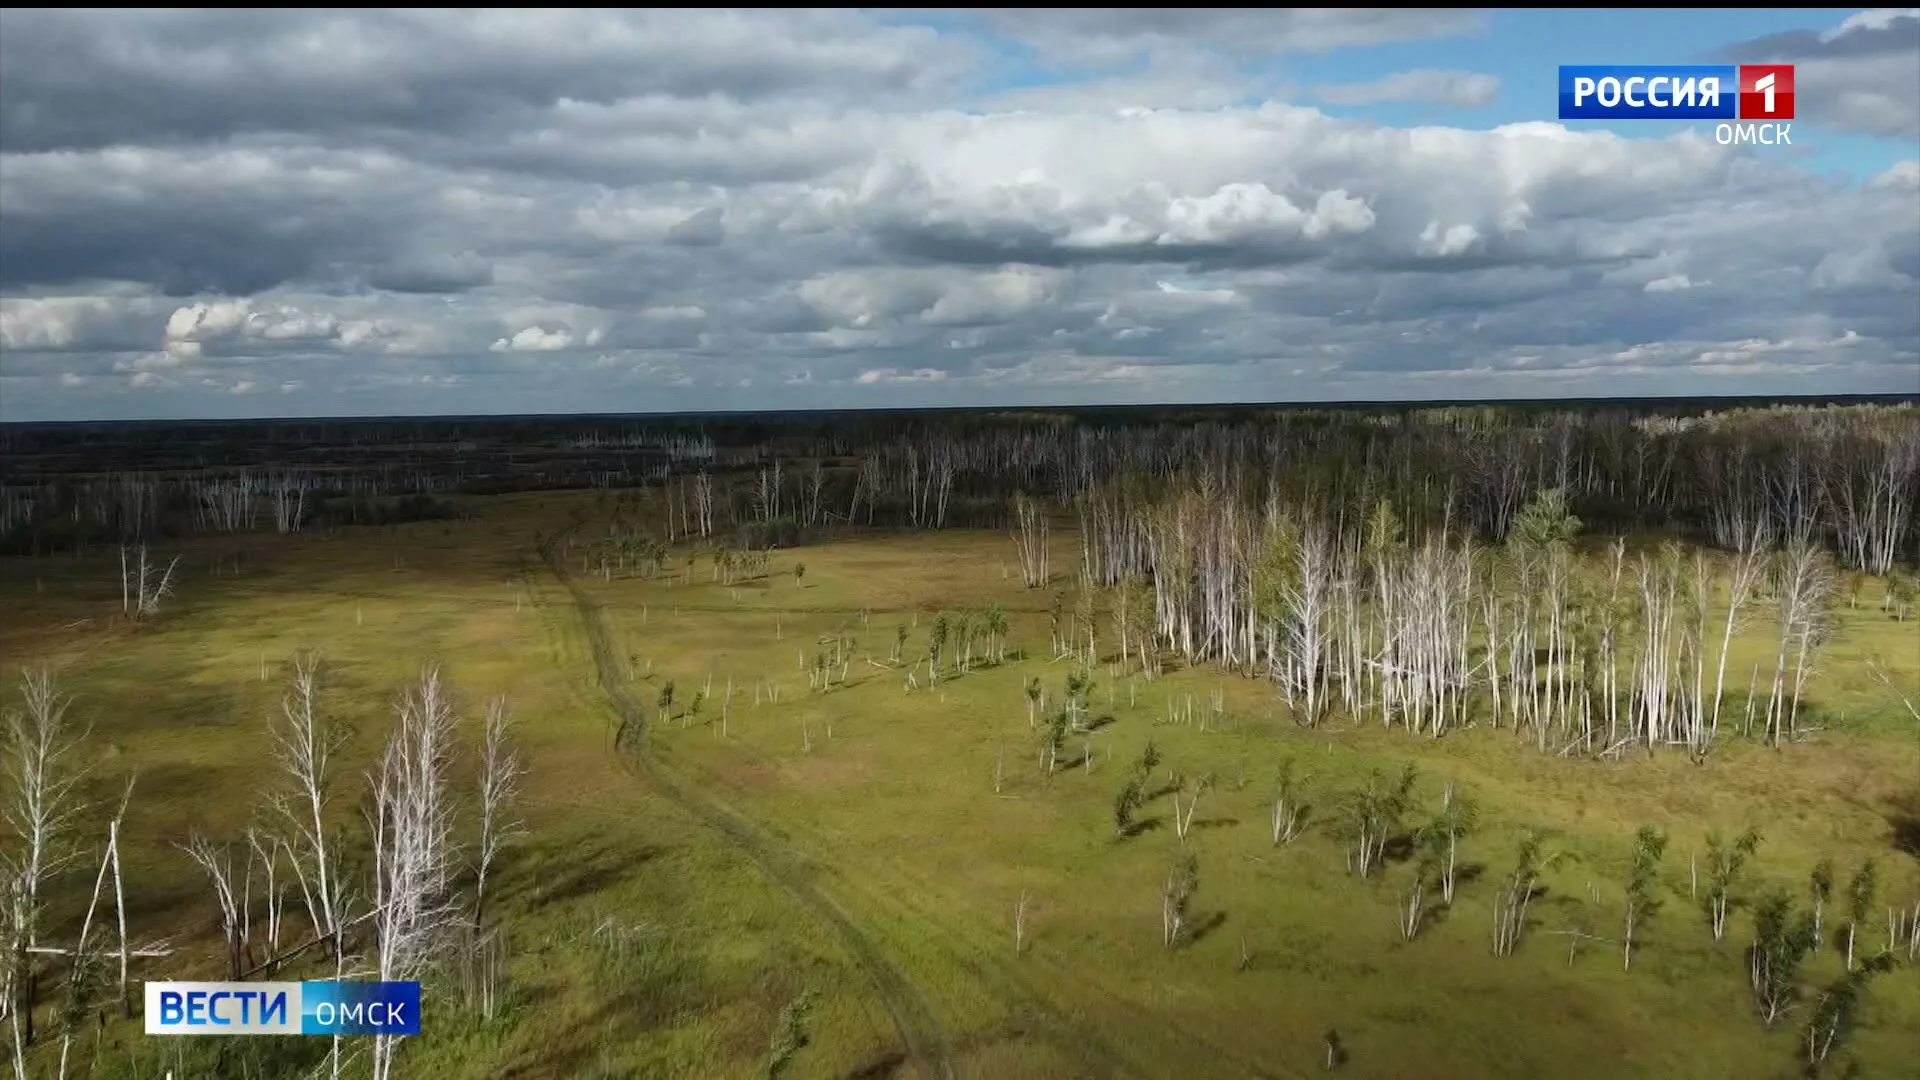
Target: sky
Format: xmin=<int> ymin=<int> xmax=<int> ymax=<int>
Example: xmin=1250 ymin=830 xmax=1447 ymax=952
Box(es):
xmin=0 ymin=8 xmax=1916 ymax=423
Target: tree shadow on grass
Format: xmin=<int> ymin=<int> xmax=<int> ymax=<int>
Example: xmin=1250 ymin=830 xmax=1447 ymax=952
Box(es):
xmin=1119 ymin=816 xmax=1164 ymax=839
xmin=843 ymin=1050 xmax=909 ymax=1079
xmin=517 ymin=842 xmax=662 ymax=911
xmin=1379 ymin=834 xmax=1420 ymax=866
xmin=1884 ymin=789 xmax=1920 ymax=857
xmin=1190 ymin=817 xmax=1240 ymax=831
xmin=1187 ymin=910 xmax=1228 ymax=945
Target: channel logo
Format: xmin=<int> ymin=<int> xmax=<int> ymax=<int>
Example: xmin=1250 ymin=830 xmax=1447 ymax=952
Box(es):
xmin=144 ymin=981 xmax=421 ymax=1036
xmin=1558 ymin=64 xmax=1794 ymax=120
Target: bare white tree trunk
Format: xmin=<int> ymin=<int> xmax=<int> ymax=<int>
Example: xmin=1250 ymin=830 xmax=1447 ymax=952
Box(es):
xmin=1011 ymin=493 xmax=1050 ymax=588
xmin=369 ymin=665 xmax=462 ymax=1080
xmin=1709 ymin=545 xmax=1767 ymax=740
xmin=473 ymin=697 xmax=525 ymax=931
xmin=268 ymin=654 xmax=347 ymax=959
xmin=181 ymin=835 xmax=244 ymax=978
xmin=3 ymin=668 xmax=88 ymax=1059
xmin=119 ymin=545 xmax=181 ymax=619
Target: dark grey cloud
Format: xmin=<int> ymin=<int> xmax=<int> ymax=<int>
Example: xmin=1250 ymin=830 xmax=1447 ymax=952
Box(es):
xmin=666 ymin=208 xmax=727 ymax=247
xmin=0 ymin=144 xmax=437 ymax=295
xmin=368 ymin=252 xmax=495 ymax=294
xmin=0 ymin=9 xmax=966 ymax=153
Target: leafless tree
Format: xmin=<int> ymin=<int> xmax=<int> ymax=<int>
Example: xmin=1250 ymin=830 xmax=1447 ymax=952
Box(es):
xmin=1171 ymin=772 xmax=1213 ymax=846
xmin=1279 ymin=518 xmax=1335 ymax=728
xmin=244 ymin=827 xmax=285 ymax=962
xmin=3 ymin=668 xmax=89 ymax=1057
xmin=267 ymin=653 xmax=348 ymax=958
xmin=472 ymin=697 xmax=525 ymax=931
xmin=118 ymin=544 xmax=180 ymax=619
xmin=1010 ymin=493 xmax=1050 ymax=588
xmin=1160 ymin=853 xmax=1198 ymax=949
xmin=692 ymin=472 xmax=716 ymax=538
xmin=1825 ymin=427 xmax=1919 ymax=576
xmin=268 ymin=472 xmax=309 ymax=534
xmin=180 ymin=834 xmax=245 ymax=979
xmin=194 ymin=473 xmax=257 ymax=533
xmin=1866 ymin=657 xmax=1920 ymax=726
xmin=49 ymin=779 xmax=159 ymax=1074
xmin=1709 ymin=545 xmax=1769 ymax=740
xmin=1701 ymin=440 xmax=1773 ymax=554
xmin=1765 ymin=541 xmax=1834 ymax=746
xmin=801 ymin=460 xmax=826 ymax=529
xmin=369 ymin=665 xmax=462 ymax=1080
xmin=754 ymin=459 xmax=785 ymax=523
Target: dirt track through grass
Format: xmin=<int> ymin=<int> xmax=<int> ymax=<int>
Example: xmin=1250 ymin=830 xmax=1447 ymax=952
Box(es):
xmin=538 ymin=534 xmax=958 ymax=1080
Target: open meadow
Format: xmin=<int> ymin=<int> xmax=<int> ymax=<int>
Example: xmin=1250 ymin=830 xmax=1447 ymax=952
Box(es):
xmin=0 ymin=404 xmax=1917 ymax=1080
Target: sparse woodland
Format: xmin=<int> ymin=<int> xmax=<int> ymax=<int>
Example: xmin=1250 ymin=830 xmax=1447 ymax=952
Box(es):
xmin=0 ymin=658 xmax=524 ymax=1079
xmin=0 ymin=399 xmax=1916 ymax=1078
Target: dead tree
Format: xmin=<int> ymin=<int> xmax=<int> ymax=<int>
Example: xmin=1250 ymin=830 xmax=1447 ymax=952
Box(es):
xmin=1765 ymin=541 xmax=1833 ymax=746
xmin=118 ymin=544 xmax=180 ymax=620
xmin=1709 ymin=545 xmax=1768 ymax=740
xmin=181 ymin=835 xmax=245 ymax=979
xmin=269 ymin=472 xmax=310 ymax=534
xmin=472 ymin=697 xmax=525 ymax=931
xmin=1825 ymin=426 xmax=1919 ymax=576
xmin=802 ymin=461 xmax=826 ymax=529
xmin=1171 ymin=773 xmax=1214 ymax=846
xmin=692 ymin=472 xmax=716 ymax=538
xmin=1161 ymin=853 xmax=1199 ymax=949
xmin=369 ymin=665 xmax=462 ymax=1080
xmin=195 ymin=473 xmax=257 ymax=533
xmin=46 ymin=778 xmax=163 ymax=1073
xmin=3 ymin=668 xmax=89 ymax=1056
xmin=268 ymin=654 xmax=348 ymax=960
xmin=1280 ymin=518 xmax=1335 ymax=728
xmin=1010 ymin=493 xmax=1050 ymax=588
xmin=244 ymin=827 xmax=285 ymax=963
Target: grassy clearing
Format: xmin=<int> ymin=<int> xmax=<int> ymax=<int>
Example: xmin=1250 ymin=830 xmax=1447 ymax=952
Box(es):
xmin=1 ymin=491 xmax=1916 ymax=1079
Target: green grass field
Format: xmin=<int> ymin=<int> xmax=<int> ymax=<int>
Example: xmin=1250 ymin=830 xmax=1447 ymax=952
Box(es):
xmin=1 ymin=491 xmax=1916 ymax=1079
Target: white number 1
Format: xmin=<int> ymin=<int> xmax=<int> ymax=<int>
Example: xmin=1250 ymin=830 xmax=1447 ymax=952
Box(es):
xmin=1755 ymin=72 xmax=1776 ymax=113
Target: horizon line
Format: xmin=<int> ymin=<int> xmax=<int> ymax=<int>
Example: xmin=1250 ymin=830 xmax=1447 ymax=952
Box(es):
xmin=4 ymin=390 xmax=1916 ymax=429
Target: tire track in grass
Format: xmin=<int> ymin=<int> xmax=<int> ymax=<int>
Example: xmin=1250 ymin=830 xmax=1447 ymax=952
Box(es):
xmin=659 ymin=724 xmax=1295 ymax=1080
xmin=537 ymin=536 xmax=956 ymax=1080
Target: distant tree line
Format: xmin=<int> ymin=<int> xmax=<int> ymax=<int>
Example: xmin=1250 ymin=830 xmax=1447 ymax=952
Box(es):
xmin=4 ymin=404 xmax=1915 ymax=573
